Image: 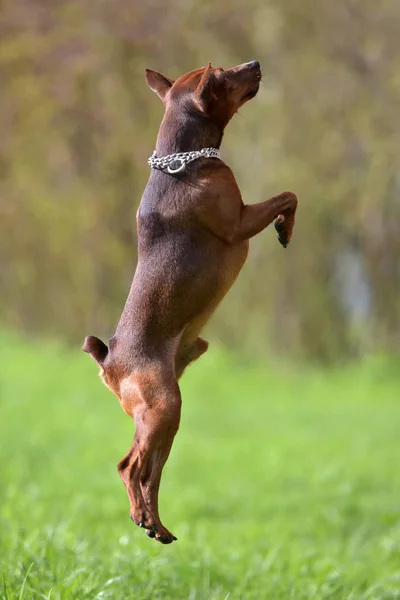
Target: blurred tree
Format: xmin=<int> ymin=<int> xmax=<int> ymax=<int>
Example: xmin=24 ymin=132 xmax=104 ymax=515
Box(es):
xmin=1 ymin=0 xmax=399 ymax=362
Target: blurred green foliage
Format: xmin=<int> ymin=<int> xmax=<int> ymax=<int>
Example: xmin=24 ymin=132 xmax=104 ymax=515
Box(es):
xmin=1 ymin=0 xmax=399 ymax=362
xmin=1 ymin=334 xmax=400 ymax=598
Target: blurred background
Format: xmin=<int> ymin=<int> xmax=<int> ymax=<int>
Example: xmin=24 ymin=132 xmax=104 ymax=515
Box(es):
xmin=1 ymin=0 xmax=400 ymax=364
xmin=1 ymin=3 xmax=400 ymax=597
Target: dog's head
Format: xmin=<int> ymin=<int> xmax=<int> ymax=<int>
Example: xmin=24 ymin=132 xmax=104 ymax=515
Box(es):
xmin=145 ymin=61 xmax=262 ymax=128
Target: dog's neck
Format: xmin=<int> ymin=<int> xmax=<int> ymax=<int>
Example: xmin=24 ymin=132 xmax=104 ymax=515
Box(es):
xmin=155 ymin=109 xmax=223 ymax=156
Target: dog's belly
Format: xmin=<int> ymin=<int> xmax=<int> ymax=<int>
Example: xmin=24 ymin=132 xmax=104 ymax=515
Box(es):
xmin=117 ymin=231 xmax=248 ymax=347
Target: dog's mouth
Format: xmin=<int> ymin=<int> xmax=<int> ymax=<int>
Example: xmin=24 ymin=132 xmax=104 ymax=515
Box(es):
xmin=242 ymin=84 xmax=260 ymax=101
xmin=242 ymin=67 xmax=262 ymax=101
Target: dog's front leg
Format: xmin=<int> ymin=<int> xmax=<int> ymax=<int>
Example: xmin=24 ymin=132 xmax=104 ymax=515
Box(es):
xmin=232 ymin=191 xmax=298 ymax=247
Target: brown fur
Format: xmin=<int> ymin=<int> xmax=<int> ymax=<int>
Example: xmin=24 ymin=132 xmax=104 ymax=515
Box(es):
xmin=83 ymin=61 xmax=298 ymax=544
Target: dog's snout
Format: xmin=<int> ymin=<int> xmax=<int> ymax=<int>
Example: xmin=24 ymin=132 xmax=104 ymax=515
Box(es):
xmin=248 ymin=60 xmax=260 ymax=70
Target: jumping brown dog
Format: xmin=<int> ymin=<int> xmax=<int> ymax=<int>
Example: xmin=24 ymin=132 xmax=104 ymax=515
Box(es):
xmin=83 ymin=61 xmax=298 ymax=544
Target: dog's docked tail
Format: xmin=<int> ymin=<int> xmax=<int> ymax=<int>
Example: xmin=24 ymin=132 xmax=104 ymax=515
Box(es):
xmin=82 ymin=335 xmax=108 ymax=366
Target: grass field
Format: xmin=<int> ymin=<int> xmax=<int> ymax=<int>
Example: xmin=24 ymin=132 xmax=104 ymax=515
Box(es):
xmin=0 ymin=333 xmax=399 ymax=599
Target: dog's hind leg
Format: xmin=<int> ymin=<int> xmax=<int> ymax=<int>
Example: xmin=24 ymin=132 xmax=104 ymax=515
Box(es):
xmin=119 ymin=368 xmax=181 ymax=544
xmin=139 ymin=425 xmax=178 ymax=543
xmin=175 ymin=337 xmax=209 ymax=379
xmin=117 ymin=435 xmax=154 ymax=529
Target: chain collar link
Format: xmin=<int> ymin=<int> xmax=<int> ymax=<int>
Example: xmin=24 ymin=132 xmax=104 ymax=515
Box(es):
xmin=148 ymin=147 xmax=221 ymax=174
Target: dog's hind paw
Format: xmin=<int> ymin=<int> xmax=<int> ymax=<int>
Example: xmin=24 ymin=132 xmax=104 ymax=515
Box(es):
xmin=130 ymin=514 xmax=177 ymax=543
xmin=155 ymin=531 xmax=177 ymax=544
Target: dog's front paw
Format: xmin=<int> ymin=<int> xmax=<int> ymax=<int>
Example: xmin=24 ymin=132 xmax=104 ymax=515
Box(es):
xmin=274 ymin=216 xmax=288 ymax=248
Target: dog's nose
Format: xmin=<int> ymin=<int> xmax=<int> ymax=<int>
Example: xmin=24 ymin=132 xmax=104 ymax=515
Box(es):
xmin=248 ymin=60 xmax=260 ymax=70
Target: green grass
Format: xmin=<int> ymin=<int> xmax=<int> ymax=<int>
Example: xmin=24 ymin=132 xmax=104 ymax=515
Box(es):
xmin=0 ymin=333 xmax=399 ymax=600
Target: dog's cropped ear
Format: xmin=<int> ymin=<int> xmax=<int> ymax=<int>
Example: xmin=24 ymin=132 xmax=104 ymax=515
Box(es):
xmin=195 ymin=62 xmax=216 ymax=112
xmin=145 ymin=69 xmax=174 ymax=103
xmin=82 ymin=335 xmax=108 ymax=366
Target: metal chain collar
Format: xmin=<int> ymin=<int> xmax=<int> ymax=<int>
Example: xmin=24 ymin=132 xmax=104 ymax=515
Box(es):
xmin=148 ymin=147 xmax=221 ymax=174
